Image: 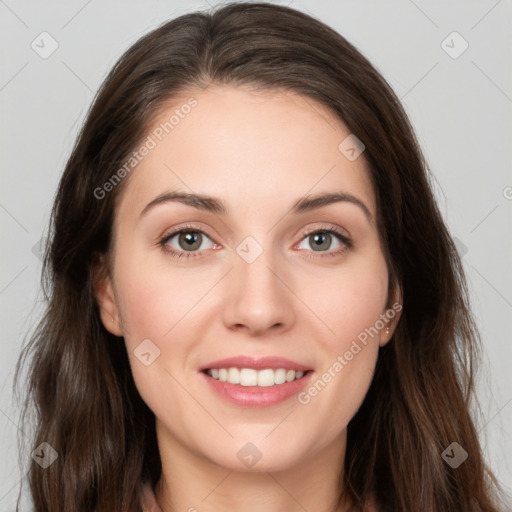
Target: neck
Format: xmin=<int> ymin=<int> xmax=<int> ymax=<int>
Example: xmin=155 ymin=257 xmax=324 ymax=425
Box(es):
xmin=154 ymin=420 xmax=350 ymax=512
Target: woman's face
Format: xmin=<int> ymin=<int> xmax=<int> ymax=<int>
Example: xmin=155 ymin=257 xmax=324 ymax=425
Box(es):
xmin=95 ymin=85 xmax=399 ymax=472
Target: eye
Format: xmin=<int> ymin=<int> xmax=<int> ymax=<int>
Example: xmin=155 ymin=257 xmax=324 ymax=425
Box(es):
xmin=158 ymin=224 xmax=352 ymax=261
xmin=295 ymin=226 xmax=352 ymax=257
xmin=158 ymin=224 xmax=217 ymax=259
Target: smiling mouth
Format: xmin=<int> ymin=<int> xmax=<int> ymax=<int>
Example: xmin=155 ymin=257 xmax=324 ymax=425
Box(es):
xmin=202 ymin=367 xmax=312 ymax=387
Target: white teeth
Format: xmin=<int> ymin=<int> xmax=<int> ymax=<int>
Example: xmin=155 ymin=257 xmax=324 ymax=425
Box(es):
xmin=205 ymin=367 xmax=307 ymax=387
xmin=240 ymin=368 xmax=257 ymax=386
xmin=228 ymin=367 xmax=240 ymax=384
xmin=274 ymin=368 xmax=286 ymax=384
xmin=257 ymin=369 xmax=274 ymax=387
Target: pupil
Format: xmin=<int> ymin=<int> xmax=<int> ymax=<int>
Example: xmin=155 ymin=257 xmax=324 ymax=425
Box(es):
xmin=180 ymin=231 xmax=201 ymax=251
xmin=311 ymin=232 xmax=330 ymax=251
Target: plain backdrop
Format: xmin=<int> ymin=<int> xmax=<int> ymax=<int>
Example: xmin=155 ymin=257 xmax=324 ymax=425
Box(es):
xmin=1 ymin=0 xmax=511 ymax=508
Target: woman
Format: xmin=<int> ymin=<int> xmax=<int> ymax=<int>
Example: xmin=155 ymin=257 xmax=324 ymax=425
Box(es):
xmin=16 ymin=2 xmax=504 ymax=511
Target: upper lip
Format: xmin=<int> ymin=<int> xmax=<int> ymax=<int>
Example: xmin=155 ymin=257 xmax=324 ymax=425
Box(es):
xmin=199 ymin=356 xmax=312 ymax=372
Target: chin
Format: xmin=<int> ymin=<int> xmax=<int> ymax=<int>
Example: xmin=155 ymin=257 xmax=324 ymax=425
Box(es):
xmin=202 ymin=439 xmax=308 ymax=473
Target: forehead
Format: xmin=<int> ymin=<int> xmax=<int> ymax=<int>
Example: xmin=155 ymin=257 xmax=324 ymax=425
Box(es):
xmin=115 ymin=85 xmax=376 ymax=223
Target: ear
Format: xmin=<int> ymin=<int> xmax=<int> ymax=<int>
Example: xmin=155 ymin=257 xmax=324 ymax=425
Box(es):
xmin=91 ymin=255 xmax=123 ymax=337
xmin=379 ymin=283 xmax=403 ymax=347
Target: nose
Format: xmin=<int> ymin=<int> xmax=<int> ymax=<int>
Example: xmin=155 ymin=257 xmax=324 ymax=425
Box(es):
xmin=222 ymin=244 xmax=296 ymax=336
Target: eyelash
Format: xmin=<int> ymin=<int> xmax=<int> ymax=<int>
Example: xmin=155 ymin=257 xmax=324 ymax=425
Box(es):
xmin=158 ymin=223 xmax=352 ymax=261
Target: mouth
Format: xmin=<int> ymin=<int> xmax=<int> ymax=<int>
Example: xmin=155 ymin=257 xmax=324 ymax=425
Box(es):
xmin=202 ymin=367 xmax=313 ymax=388
xmin=199 ymin=355 xmax=314 ymax=407
xmin=199 ymin=356 xmax=314 ymax=408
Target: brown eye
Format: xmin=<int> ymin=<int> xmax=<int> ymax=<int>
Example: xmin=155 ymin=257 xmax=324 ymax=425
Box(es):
xmin=296 ymin=229 xmax=348 ymax=253
xmin=308 ymin=231 xmax=333 ymax=251
xmin=177 ymin=231 xmax=203 ymax=251
xmin=161 ymin=228 xmax=215 ymax=255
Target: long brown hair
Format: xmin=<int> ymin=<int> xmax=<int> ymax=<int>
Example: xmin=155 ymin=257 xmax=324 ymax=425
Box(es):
xmin=15 ymin=2 xmax=504 ymax=510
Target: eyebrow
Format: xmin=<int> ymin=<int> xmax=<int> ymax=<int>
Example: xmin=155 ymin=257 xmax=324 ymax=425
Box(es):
xmin=139 ymin=190 xmax=373 ymax=223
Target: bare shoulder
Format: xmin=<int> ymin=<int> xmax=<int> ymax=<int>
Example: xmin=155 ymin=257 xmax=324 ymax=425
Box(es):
xmin=141 ymin=482 xmax=163 ymax=512
xmin=364 ymin=496 xmax=377 ymax=512
xmin=341 ymin=496 xmax=377 ymax=512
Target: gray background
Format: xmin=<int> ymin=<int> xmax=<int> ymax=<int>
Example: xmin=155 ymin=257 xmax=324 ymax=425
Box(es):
xmin=1 ymin=0 xmax=511 ymax=508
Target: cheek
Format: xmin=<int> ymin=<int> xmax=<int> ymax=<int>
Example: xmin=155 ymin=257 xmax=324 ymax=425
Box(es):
xmin=111 ymin=250 xmax=223 ymax=400
xmin=111 ymin=256 xmax=207 ymax=416
xmin=295 ymin=255 xmax=388 ymax=427
xmin=114 ymin=252 xmax=212 ymax=346
xmin=310 ymin=255 xmax=389 ymax=350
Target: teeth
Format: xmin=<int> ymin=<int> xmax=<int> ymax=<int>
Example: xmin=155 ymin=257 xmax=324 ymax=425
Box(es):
xmin=257 ymin=369 xmax=274 ymax=387
xmin=240 ymin=368 xmax=257 ymax=386
xmin=206 ymin=367 xmax=307 ymax=386
xmin=275 ymin=368 xmax=286 ymax=384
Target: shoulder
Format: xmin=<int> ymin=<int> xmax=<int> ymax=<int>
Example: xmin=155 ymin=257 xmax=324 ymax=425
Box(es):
xmin=356 ymin=495 xmax=377 ymax=512
xmin=365 ymin=496 xmax=378 ymax=512
xmin=141 ymin=482 xmax=163 ymax=512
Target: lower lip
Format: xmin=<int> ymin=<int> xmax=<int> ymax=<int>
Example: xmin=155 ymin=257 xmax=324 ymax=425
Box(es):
xmin=200 ymin=370 xmax=313 ymax=408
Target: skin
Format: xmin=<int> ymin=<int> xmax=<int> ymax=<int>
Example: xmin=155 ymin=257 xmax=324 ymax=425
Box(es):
xmin=94 ymin=85 xmax=401 ymax=512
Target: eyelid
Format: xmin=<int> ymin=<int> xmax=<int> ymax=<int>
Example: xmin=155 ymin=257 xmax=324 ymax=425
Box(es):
xmin=158 ymin=222 xmax=352 ymax=259
xmin=296 ymin=223 xmax=351 ymax=243
xmin=158 ymin=223 xmax=219 ymax=248
xmin=293 ymin=223 xmax=352 ymax=255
